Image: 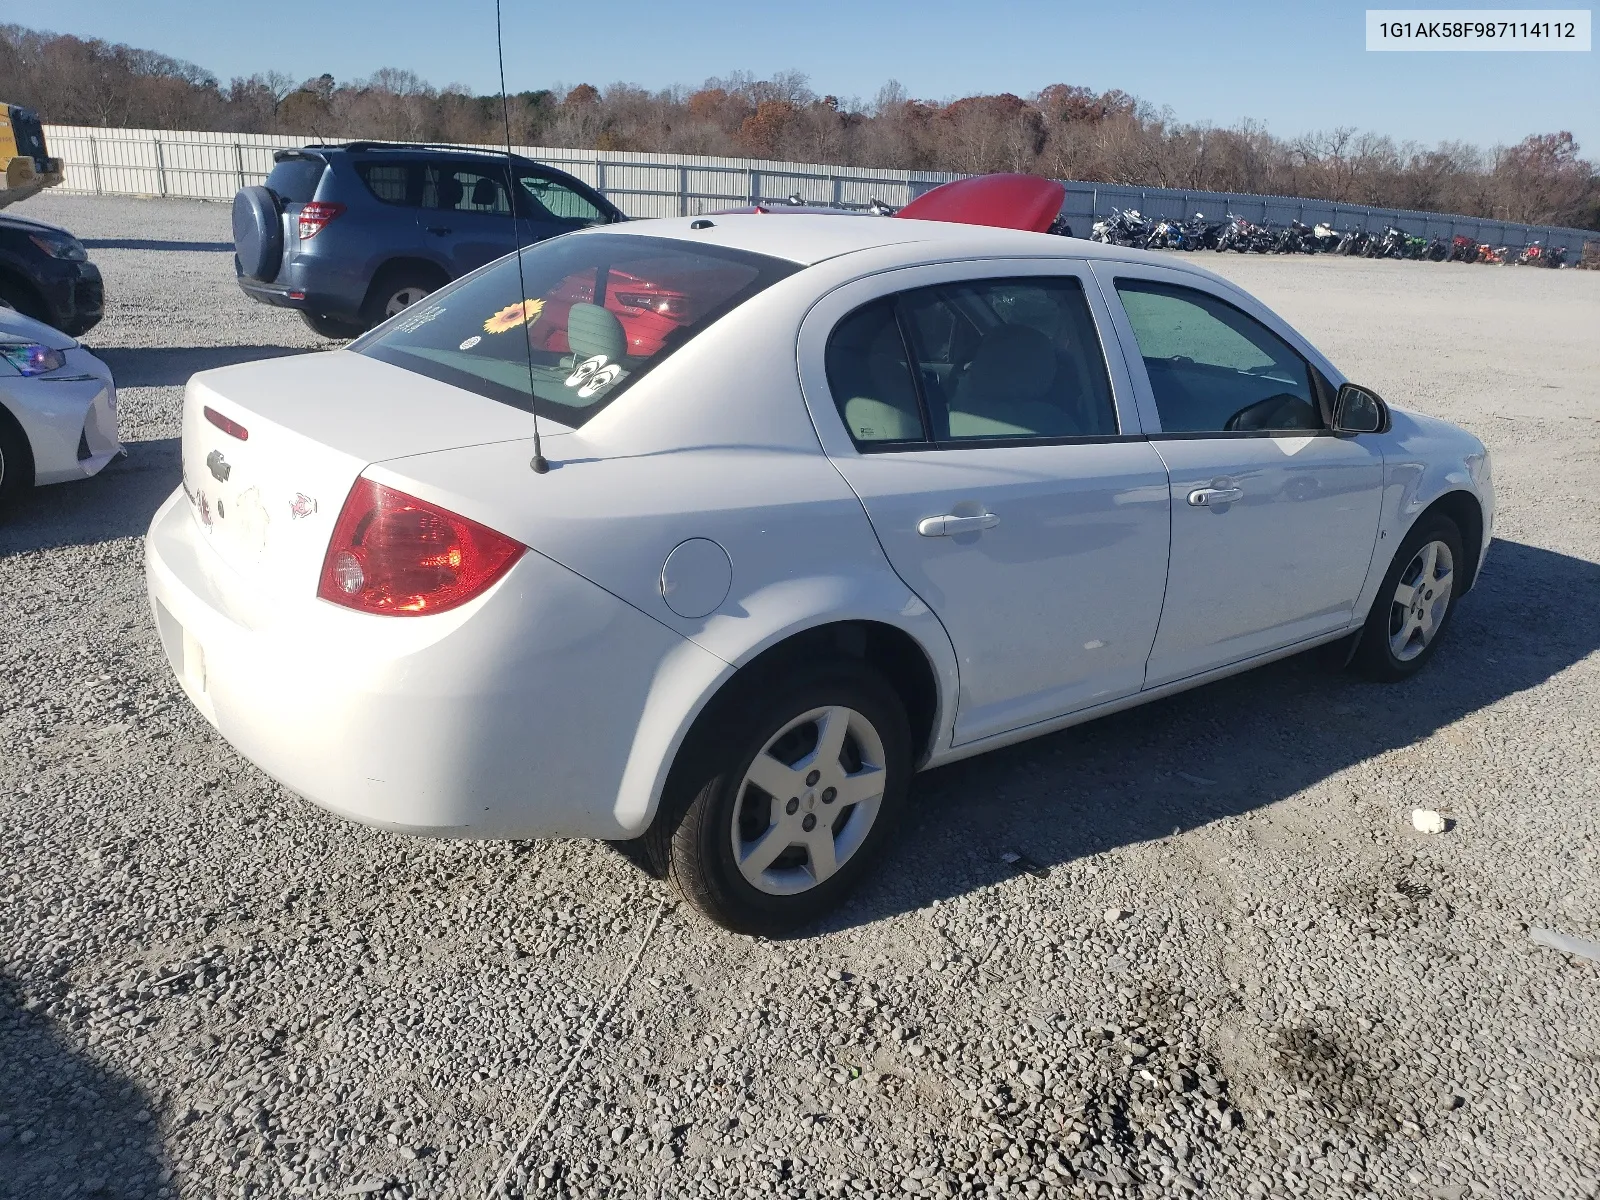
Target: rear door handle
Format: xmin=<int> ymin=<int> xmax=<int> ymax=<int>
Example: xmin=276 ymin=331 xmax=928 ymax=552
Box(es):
xmin=1187 ymin=487 xmax=1243 ymax=507
xmin=425 ymin=226 xmax=452 ymax=235
xmin=918 ymin=513 xmax=1000 ymax=537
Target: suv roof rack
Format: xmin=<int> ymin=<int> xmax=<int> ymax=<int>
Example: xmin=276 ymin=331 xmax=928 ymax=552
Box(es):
xmin=302 ymin=141 xmax=528 ymax=157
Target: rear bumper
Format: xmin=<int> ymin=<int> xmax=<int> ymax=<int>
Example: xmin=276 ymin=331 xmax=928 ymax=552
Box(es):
xmin=144 ymin=488 xmax=724 ymax=839
xmin=235 ymin=257 xmax=363 ymax=321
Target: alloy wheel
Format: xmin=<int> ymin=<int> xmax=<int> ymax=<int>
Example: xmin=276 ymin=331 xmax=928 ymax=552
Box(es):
xmin=383 ymin=286 xmax=431 ymax=318
xmin=1388 ymin=539 xmax=1454 ymax=662
xmin=730 ymin=705 xmax=887 ymax=896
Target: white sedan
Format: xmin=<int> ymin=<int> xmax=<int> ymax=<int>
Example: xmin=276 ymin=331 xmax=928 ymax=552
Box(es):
xmin=145 ymin=203 xmax=1492 ymax=934
xmin=0 ymin=308 xmax=121 ymax=515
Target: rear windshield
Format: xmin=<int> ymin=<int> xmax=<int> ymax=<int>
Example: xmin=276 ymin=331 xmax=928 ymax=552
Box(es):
xmin=265 ymin=156 xmax=326 ymax=204
xmin=354 ymin=233 xmax=798 ymax=428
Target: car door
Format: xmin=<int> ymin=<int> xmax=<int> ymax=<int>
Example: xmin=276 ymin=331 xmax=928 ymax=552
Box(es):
xmin=1091 ymin=261 xmax=1385 ymax=687
xmin=419 ymin=161 xmax=520 ymax=275
xmin=798 ymin=261 xmax=1172 ymax=747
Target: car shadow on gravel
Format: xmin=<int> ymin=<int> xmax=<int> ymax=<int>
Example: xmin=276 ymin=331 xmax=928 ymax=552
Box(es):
xmin=0 ymin=438 xmax=178 ymax=557
xmin=81 ymin=238 xmax=233 ymax=253
xmin=826 ymin=538 xmax=1600 ymax=932
xmin=0 ymin=975 xmax=168 ymax=1200
xmin=94 ymin=346 xmax=312 ymax=388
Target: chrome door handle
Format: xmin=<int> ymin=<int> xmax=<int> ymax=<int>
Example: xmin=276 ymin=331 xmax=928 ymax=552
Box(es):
xmin=918 ymin=513 xmax=1001 ymax=537
xmin=1187 ymin=486 xmax=1243 ymax=507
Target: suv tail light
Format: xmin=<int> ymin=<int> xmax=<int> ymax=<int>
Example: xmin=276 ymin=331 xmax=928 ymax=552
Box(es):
xmin=297 ymin=201 xmax=346 ymax=239
xmin=317 ymin=479 xmax=525 ymax=615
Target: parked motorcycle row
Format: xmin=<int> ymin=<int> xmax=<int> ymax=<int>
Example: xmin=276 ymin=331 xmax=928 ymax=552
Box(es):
xmin=1090 ymin=209 xmax=1572 ymax=267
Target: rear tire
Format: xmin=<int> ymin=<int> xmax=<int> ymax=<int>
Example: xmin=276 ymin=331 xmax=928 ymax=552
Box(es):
xmin=0 ymin=409 xmax=35 ymax=520
xmin=664 ymin=660 xmax=912 ymax=936
xmin=1352 ymin=515 xmax=1465 ymax=682
xmin=360 ymin=267 xmax=445 ymax=331
xmin=300 ymin=311 xmax=365 ymax=340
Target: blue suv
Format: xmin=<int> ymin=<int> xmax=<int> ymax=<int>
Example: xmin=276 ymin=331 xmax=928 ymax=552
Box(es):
xmin=232 ymin=142 xmax=626 ymax=337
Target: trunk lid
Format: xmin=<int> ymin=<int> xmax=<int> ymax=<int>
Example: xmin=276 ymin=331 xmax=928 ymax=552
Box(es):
xmin=180 ymin=349 xmax=559 ymax=598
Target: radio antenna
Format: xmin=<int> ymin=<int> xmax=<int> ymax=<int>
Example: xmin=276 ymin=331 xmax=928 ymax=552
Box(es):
xmin=496 ymin=0 xmax=548 ymax=474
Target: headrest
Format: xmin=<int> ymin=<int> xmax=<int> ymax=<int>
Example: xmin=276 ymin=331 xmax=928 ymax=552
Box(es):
xmin=961 ymin=324 xmax=1056 ymax=403
xmin=470 ymin=177 xmax=499 ymax=208
xmin=567 ymin=302 xmax=627 ymax=363
xmin=436 ymin=175 xmax=464 ymax=208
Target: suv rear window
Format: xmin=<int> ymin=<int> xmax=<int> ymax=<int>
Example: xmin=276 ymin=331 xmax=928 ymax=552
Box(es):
xmin=353 ymin=233 xmax=797 ymax=428
xmin=265 ymin=156 xmax=325 ymax=204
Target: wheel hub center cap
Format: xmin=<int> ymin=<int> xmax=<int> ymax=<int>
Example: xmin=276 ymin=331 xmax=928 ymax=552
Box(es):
xmin=804 ymin=791 xmax=817 ymax=811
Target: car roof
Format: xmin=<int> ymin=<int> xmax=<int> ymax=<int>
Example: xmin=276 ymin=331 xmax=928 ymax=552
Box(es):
xmin=591 ymin=212 xmax=1215 ymax=274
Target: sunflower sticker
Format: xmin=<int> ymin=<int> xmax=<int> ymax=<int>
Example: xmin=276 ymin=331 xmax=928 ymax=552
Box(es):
xmin=484 ymin=298 xmax=544 ymax=334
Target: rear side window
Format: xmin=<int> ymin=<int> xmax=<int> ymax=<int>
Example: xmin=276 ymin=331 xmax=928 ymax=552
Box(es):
xmin=264 ymin=156 xmax=325 ymax=204
xmin=826 ymin=277 xmax=1118 ymax=447
xmin=826 ymin=300 xmax=925 ymax=445
xmin=354 ymin=233 xmax=797 ymax=429
xmin=354 ymin=161 xmax=416 ymax=206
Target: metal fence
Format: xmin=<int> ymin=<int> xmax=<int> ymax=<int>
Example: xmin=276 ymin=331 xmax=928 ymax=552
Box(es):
xmin=42 ymin=124 xmax=1600 ymax=257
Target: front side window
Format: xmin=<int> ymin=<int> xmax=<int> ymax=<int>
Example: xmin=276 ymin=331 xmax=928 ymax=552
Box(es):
xmin=1114 ymin=280 xmax=1322 ymax=433
xmin=825 ymin=277 xmax=1118 ymax=448
xmin=520 ymin=173 xmax=607 ymax=225
xmin=354 ymin=234 xmax=796 ymax=428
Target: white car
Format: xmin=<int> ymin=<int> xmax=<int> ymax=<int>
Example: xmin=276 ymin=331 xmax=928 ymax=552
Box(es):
xmin=145 ymin=206 xmax=1493 ymax=934
xmin=0 ymin=308 xmax=121 ymax=515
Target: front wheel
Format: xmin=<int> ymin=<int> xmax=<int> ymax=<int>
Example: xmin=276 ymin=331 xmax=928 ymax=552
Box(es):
xmin=666 ymin=661 xmax=912 ymax=936
xmin=1352 ymin=515 xmax=1465 ymax=681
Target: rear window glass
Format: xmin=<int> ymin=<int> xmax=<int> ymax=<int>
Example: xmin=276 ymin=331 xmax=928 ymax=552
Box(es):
xmin=353 ymin=233 xmax=798 ymax=428
xmin=265 ymin=156 xmax=325 ymax=204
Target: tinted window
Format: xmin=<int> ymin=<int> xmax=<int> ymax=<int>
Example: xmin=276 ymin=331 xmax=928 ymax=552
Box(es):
xmin=901 ymin=278 xmax=1117 ymax=441
xmin=826 ymin=300 xmax=925 ymax=445
xmin=264 ymin=156 xmax=325 ymax=204
xmin=520 ymin=173 xmax=606 ymax=224
xmin=424 ymin=163 xmax=512 ymax=214
xmin=354 ymin=161 xmax=415 ymax=206
xmin=354 ymin=234 xmax=796 ymax=428
xmin=1115 ymin=280 xmax=1322 ymax=433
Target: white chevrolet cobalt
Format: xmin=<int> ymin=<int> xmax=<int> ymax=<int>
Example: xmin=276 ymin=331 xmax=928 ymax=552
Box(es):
xmin=146 ymin=199 xmax=1493 ymax=933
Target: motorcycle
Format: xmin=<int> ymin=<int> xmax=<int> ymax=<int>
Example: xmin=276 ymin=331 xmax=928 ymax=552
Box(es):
xmin=1514 ymin=242 xmax=1543 ymax=266
xmin=1449 ymin=235 xmax=1479 ymax=263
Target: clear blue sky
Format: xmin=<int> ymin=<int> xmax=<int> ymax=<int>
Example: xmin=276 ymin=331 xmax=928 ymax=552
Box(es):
xmin=11 ymin=0 xmax=1597 ymax=150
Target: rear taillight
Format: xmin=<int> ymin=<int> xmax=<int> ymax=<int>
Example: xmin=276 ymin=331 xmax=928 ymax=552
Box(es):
xmin=317 ymin=479 xmax=525 ymax=616
xmin=297 ymin=201 xmax=346 ymax=239
xmin=203 ymin=405 xmax=249 ymax=440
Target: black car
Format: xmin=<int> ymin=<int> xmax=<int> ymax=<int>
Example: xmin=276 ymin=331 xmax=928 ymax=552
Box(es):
xmin=233 ymin=142 xmax=626 ymax=337
xmin=0 ymin=213 xmax=103 ymax=337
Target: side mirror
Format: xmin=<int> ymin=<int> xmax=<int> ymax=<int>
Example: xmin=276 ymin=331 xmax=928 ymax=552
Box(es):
xmin=1332 ymin=382 xmax=1387 ymax=434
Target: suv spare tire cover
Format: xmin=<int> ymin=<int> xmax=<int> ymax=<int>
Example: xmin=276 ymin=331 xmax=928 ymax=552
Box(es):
xmin=233 ymin=186 xmax=283 ymax=281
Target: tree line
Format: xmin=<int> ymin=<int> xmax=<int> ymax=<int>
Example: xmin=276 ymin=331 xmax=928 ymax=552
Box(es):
xmin=2 ymin=23 xmax=1596 ymax=230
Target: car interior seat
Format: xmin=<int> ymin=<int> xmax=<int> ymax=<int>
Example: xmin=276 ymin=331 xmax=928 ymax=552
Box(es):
xmin=841 ymin=322 xmax=922 ymax=442
xmin=566 ymin=302 xmax=628 ymax=365
xmin=470 ymin=177 xmax=501 ymax=210
xmin=435 ymin=175 xmax=464 ymax=210
xmin=947 ymin=323 xmax=1070 ymax=437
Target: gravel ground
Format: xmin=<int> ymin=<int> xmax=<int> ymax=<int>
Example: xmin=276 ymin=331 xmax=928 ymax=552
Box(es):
xmin=3 ymin=193 xmax=1598 ymax=1200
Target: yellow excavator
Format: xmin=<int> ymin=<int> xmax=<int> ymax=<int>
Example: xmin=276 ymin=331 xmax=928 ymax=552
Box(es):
xmin=0 ymin=105 xmax=63 ymax=210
